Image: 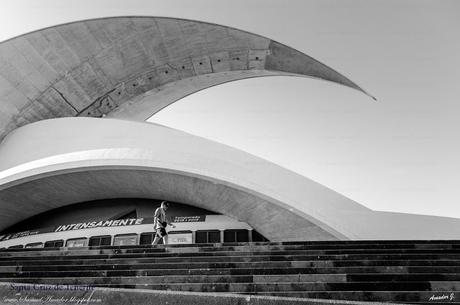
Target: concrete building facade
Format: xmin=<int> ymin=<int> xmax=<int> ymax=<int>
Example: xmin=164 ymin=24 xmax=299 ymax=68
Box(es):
xmin=1 ymin=17 xmax=459 ymax=246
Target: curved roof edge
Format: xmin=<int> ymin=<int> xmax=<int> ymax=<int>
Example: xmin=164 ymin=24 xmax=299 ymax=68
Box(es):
xmin=2 ymin=118 xmax=460 ymax=241
xmin=0 ymin=118 xmax=368 ymax=240
xmin=0 ymin=15 xmax=375 ymax=100
xmin=0 ymin=16 xmax=375 ymax=142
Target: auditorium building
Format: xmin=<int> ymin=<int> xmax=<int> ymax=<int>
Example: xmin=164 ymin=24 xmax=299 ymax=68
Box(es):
xmin=1 ymin=16 xmax=460 ymax=251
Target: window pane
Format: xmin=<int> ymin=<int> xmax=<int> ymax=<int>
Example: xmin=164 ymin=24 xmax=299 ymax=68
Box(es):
xmin=224 ymin=230 xmax=236 ymax=243
xmin=195 ymin=231 xmax=207 ymax=244
xmin=8 ymin=245 xmax=23 ymax=249
xmin=236 ymin=230 xmax=249 ymax=242
xmin=66 ymin=238 xmax=86 ymax=247
xmin=100 ymin=236 xmax=111 ymax=246
xmin=208 ymin=231 xmax=220 ymax=243
xmin=113 ymin=235 xmax=137 ymax=246
xmin=25 ymin=243 xmax=43 ymax=248
xmin=44 ymin=240 xmax=64 ymax=248
xmin=88 ymin=238 xmax=100 ymax=247
xmin=140 ymin=233 xmax=155 ymax=245
xmin=89 ymin=236 xmax=111 ymax=247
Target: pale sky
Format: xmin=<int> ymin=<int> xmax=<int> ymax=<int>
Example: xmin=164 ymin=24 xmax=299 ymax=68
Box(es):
xmin=1 ymin=0 xmax=459 ymax=218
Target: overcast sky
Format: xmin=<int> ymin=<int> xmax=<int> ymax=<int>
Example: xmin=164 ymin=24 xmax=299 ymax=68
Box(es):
xmin=1 ymin=0 xmax=459 ymax=219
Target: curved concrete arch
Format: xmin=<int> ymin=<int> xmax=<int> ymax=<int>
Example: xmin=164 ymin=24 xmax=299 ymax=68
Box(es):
xmin=0 ymin=117 xmax=369 ymax=240
xmin=0 ymin=165 xmax=345 ymax=242
xmin=0 ymin=16 xmax=374 ymax=142
xmin=2 ymin=118 xmax=460 ymax=241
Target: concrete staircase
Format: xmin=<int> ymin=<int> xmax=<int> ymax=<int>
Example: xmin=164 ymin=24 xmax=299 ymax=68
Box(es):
xmin=0 ymin=241 xmax=459 ymax=304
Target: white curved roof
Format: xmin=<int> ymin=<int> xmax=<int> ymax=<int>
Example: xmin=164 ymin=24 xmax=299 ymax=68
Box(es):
xmin=1 ymin=118 xmax=459 ymax=241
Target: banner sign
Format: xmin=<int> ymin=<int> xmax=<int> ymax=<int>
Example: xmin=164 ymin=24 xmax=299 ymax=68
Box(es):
xmin=0 ymin=215 xmax=206 ymax=242
xmin=54 ymin=218 xmax=153 ymax=232
xmin=0 ymin=218 xmax=154 ymax=242
xmin=0 ymin=230 xmax=44 ymax=242
xmin=173 ymin=215 xmax=206 ymax=222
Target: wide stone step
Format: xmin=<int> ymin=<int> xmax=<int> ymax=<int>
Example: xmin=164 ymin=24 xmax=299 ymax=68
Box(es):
xmin=45 ymin=281 xmax=457 ymax=292
xmin=0 ymin=248 xmax=402 ymax=260
xmin=0 ymin=254 xmax=328 ymax=265
xmin=0 ymin=274 xmax=347 ymax=284
xmin=2 ymin=256 xmax=460 ymax=269
xmin=4 ymin=275 xmax=460 ymax=289
xmin=0 ymin=282 xmax=406 ymax=305
xmin=1 ymin=251 xmax=460 ymax=264
xmin=2 ymin=267 xmax=460 ymax=281
xmin=2 ymin=250 xmax=419 ymax=262
xmin=0 ymin=250 xmax=328 ymax=263
xmin=0 ymin=262 xmax=322 ymax=276
xmin=5 ymin=266 xmax=460 ymax=277
xmin=3 ymin=244 xmax=460 ymax=255
xmin=4 ymin=281 xmax=454 ymax=304
xmin=6 ymin=262 xmax=460 ymax=275
xmin=1 ymin=243 xmax=460 ymax=257
xmin=239 ymin=290 xmax=460 ymax=304
xmin=0 ymin=280 xmax=450 ymax=292
xmin=3 ymin=240 xmax=459 ymax=249
xmin=6 ymin=253 xmax=460 ymax=267
xmin=0 ymin=250 xmax=338 ymax=262
xmin=333 ymin=259 xmax=460 ymax=267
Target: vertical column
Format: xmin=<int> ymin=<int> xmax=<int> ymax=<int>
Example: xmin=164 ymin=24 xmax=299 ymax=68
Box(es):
xmin=220 ymin=230 xmax=225 ymax=243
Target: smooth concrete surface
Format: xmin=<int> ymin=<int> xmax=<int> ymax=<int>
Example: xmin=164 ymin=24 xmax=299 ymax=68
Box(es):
xmin=1 ymin=118 xmax=460 ymax=240
xmin=0 ymin=16 xmax=374 ymax=143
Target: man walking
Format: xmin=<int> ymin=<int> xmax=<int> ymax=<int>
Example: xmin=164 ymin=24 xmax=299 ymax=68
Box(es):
xmin=152 ymin=201 xmax=176 ymax=245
